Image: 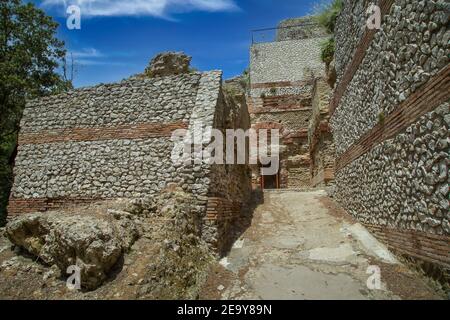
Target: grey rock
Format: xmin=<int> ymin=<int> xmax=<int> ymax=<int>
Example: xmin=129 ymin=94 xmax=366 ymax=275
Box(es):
xmin=6 ymin=212 xmax=138 ymax=290
xmin=144 ymin=52 xmax=192 ymax=78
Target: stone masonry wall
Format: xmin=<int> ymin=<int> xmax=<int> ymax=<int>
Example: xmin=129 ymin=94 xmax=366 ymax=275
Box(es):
xmin=331 ymin=0 xmax=449 ymax=156
xmin=252 ymin=108 xmax=311 ymax=132
xmin=248 ymin=92 xmax=312 ymax=189
xmin=276 ymin=17 xmax=329 ymax=41
xmin=205 ymin=92 xmax=252 ymax=254
xmin=9 ymin=69 xmax=252 ymax=255
xmin=249 ymin=81 xmax=314 ymax=99
xmin=331 ymin=0 xmax=450 ymax=275
xmin=11 ymin=73 xmax=201 ymax=203
xmin=309 ymin=79 xmax=335 ymax=187
xmin=335 ymin=103 xmax=449 ymax=235
xmin=250 ymin=38 xmax=327 ymax=95
xmin=20 ymin=74 xmax=201 ymax=133
xmin=249 ymin=19 xmax=327 ymax=189
xmin=334 ymin=0 xmax=372 ymax=84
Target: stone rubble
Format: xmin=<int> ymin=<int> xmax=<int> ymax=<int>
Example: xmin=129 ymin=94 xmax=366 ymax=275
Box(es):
xmin=6 ymin=211 xmax=138 ymax=290
xmin=3 ymin=186 xmax=214 ymax=295
xmin=144 ymin=52 xmax=192 ymax=78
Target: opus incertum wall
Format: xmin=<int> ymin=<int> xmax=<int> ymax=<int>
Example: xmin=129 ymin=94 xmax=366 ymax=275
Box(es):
xmin=308 ymin=79 xmax=335 ymax=188
xmin=8 ymin=70 xmax=252 ymax=255
xmin=249 ymin=19 xmax=329 ymax=189
xmin=330 ymin=0 xmax=450 ymax=280
xmin=11 ymin=72 xmax=203 ymax=207
xmin=250 ymin=37 xmax=326 ymax=95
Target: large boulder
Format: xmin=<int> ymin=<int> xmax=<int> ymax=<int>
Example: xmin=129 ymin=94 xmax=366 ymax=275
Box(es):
xmin=6 ymin=212 xmax=138 ymax=290
xmin=144 ymin=52 xmax=192 ymax=78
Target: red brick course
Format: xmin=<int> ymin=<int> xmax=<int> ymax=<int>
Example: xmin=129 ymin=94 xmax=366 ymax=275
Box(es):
xmin=18 ymin=122 xmax=188 ymax=145
xmin=336 ymin=65 xmax=450 ymax=172
xmin=250 ymin=79 xmax=313 ymax=89
xmin=248 ymin=95 xmax=312 ymax=114
xmin=8 ymin=195 xmax=243 ymax=222
xmin=364 ymin=224 xmax=450 ymax=268
xmin=329 ymin=0 xmax=395 ymax=117
xmin=7 ymin=197 xmax=106 ymax=216
xmin=205 ymin=197 xmax=242 ymax=221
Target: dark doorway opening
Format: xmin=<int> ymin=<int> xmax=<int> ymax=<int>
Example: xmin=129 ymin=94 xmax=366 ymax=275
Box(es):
xmin=262 ymin=173 xmax=279 ymax=189
xmin=260 ymin=159 xmax=280 ymax=190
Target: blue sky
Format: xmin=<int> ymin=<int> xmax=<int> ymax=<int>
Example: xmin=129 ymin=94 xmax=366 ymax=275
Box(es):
xmin=32 ymin=0 xmax=321 ymax=88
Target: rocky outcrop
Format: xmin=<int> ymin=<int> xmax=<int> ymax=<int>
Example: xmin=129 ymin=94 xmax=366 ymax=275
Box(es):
xmin=3 ymin=186 xmax=214 ymax=296
xmin=121 ymin=186 xmax=213 ymax=299
xmin=6 ymin=211 xmax=139 ymax=290
xmin=144 ymin=52 xmax=192 ymax=78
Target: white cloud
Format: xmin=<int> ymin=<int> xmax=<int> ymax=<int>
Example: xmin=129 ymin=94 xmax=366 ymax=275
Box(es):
xmin=69 ymin=48 xmax=104 ymax=58
xmin=66 ymin=48 xmax=136 ymax=66
xmin=66 ymin=48 xmax=101 ymax=65
xmin=76 ymin=59 xmax=127 ymax=66
xmin=42 ymin=0 xmax=239 ymax=18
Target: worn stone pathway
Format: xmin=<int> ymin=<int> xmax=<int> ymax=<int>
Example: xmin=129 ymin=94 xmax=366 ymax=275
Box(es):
xmin=207 ymin=190 xmax=442 ymax=300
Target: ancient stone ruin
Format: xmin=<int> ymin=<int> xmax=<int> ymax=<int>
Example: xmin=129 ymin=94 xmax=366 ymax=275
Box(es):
xmin=8 ymin=53 xmax=252 ymax=258
xmin=1 ymin=0 xmax=449 ymax=298
xmin=144 ymin=51 xmax=192 ymax=78
xmin=249 ymin=16 xmax=335 ymax=189
xmin=245 ymin=1 xmax=449 ymax=286
xmin=330 ymin=0 xmax=449 ymax=279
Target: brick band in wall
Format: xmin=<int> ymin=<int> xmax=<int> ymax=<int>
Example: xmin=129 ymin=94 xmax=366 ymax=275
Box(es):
xmin=284 ymin=129 xmax=309 ymax=140
xmin=336 ymin=65 xmax=450 ymax=172
xmin=204 ymin=196 xmax=244 ymax=255
xmin=7 ymin=197 xmax=107 ymax=216
xmin=250 ymin=79 xmax=313 ymax=90
xmin=18 ymin=121 xmax=188 ymax=145
xmin=364 ymin=224 xmax=450 ymax=268
xmin=329 ymin=0 xmax=395 ymax=116
xmin=205 ymin=197 xmax=242 ymax=221
xmin=9 ymin=196 xmax=242 ymax=219
xmin=248 ymin=95 xmax=312 ymax=114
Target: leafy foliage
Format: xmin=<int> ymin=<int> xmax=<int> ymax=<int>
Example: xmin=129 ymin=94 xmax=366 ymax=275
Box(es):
xmin=321 ymin=38 xmax=335 ymax=64
xmin=0 ymin=0 xmax=72 ymax=224
xmin=313 ymin=0 xmax=343 ymax=66
xmin=239 ymin=68 xmax=250 ymax=92
xmin=313 ymin=0 xmax=343 ymax=33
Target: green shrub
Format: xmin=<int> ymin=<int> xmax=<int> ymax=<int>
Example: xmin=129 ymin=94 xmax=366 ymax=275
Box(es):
xmin=321 ymin=38 xmax=335 ymax=64
xmin=378 ymin=111 xmax=386 ymax=125
xmin=313 ymin=0 xmax=343 ymax=33
xmin=0 ymin=136 xmax=15 ymax=226
xmin=313 ymin=0 xmax=343 ymax=65
xmin=239 ymin=68 xmax=250 ymax=91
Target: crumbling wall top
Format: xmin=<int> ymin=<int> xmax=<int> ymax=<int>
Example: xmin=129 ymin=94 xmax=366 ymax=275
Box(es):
xmin=276 ymin=16 xmax=328 ymax=41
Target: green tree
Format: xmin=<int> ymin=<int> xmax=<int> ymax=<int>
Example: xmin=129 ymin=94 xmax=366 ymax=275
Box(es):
xmin=0 ymin=0 xmax=72 ymax=225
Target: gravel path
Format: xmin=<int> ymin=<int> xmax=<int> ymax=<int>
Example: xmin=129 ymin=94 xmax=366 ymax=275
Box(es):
xmin=201 ymin=190 xmax=443 ymax=300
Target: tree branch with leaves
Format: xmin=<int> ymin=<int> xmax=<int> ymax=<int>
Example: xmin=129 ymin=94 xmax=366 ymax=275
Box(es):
xmin=0 ymin=0 xmax=73 ymax=224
